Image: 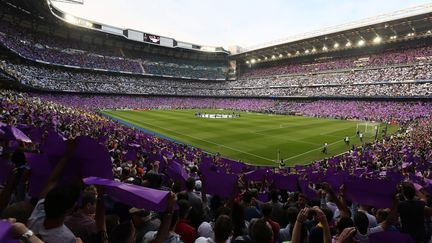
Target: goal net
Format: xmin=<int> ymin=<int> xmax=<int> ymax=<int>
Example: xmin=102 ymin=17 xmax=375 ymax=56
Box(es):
xmin=356 ymin=122 xmax=380 ymax=138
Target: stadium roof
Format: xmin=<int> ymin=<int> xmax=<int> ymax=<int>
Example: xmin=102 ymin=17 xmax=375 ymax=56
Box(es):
xmin=0 ymin=0 xmax=230 ymax=56
xmin=230 ymin=3 xmax=432 ymax=63
xmin=3 ymin=0 xmax=432 ymax=63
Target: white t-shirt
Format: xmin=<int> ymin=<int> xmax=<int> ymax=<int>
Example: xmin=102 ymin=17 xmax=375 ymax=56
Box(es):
xmin=27 ymin=199 xmax=76 ymax=243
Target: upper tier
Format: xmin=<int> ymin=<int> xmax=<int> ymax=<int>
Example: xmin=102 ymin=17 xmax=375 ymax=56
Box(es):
xmin=0 ymin=20 xmax=228 ymax=80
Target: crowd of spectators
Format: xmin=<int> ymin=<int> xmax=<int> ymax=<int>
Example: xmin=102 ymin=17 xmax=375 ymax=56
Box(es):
xmin=0 ymin=21 xmax=227 ymax=80
xmin=0 ymin=90 xmax=432 ymax=243
xmin=34 ymin=93 xmax=432 ymax=123
xmin=235 ymin=64 xmax=432 ymax=87
xmin=242 ymin=46 xmax=432 ymax=78
xmin=1 ymin=61 xmax=431 ymax=97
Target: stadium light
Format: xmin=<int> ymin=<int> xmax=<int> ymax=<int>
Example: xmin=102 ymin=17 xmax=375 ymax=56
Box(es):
xmin=64 ymin=14 xmax=78 ymax=24
xmin=345 ymin=41 xmax=352 ymax=47
xmin=296 ymin=51 xmax=300 ymax=55
xmin=333 ymin=43 xmax=339 ymax=49
xmin=390 ymin=35 xmax=397 ymax=40
xmin=373 ymin=36 xmax=382 ymax=44
xmin=287 ymin=53 xmax=292 ymax=57
xmin=427 ymin=30 xmax=432 ymax=35
xmin=311 ymin=47 xmax=316 ymax=53
xmin=357 ymin=39 xmax=365 ymax=47
xmin=251 ymin=59 xmax=256 ymax=64
xmin=257 ymin=58 xmax=261 ymax=62
xmin=246 ymin=60 xmax=250 ymax=64
xmin=279 ymin=53 xmax=283 ymax=58
xmin=271 ymin=55 xmax=276 ymax=59
xmin=322 ymin=46 xmax=328 ymax=51
xmin=305 ymin=49 xmax=310 ymax=54
xmin=264 ymin=57 xmax=268 ymax=60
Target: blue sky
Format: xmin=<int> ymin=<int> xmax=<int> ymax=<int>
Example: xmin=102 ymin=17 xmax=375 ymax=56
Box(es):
xmin=53 ymin=0 xmax=432 ymax=48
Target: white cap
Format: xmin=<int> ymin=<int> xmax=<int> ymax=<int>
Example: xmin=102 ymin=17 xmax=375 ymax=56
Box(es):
xmin=195 ymin=180 xmax=202 ymax=190
xmin=197 ymin=221 xmax=214 ymax=238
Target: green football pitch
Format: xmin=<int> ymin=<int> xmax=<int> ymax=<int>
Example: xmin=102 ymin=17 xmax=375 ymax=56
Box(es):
xmin=102 ymin=109 xmax=397 ymax=167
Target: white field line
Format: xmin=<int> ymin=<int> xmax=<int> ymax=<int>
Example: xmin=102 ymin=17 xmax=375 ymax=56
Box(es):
xmin=282 ymin=134 xmax=357 ymax=161
xmin=111 ymin=111 xmax=358 ymax=165
xmin=114 ymin=114 xmax=275 ymax=162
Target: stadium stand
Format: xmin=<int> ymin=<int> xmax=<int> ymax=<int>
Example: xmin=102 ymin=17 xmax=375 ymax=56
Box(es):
xmin=1 ymin=0 xmax=432 ymax=242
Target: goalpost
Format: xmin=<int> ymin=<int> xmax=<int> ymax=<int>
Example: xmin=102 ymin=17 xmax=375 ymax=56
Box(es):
xmin=356 ymin=122 xmax=380 ymax=138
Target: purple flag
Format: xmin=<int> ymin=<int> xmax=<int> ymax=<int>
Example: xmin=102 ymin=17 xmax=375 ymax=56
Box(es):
xmin=0 ymin=220 xmax=19 ymax=243
xmin=166 ymin=161 xmax=188 ymax=182
xmin=40 ymin=130 xmax=65 ymax=156
xmin=25 ymin=153 xmax=52 ymax=198
xmin=28 ymin=128 xmax=44 ymax=144
xmin=298 ymin=179 xmax=317 ymax=199
xmin=162 ymin=150 xmax=174 ymax=160
xmin=271 ymin=173 xmax=299 ymax=191
xmin=83 ymin=177 xmax=170 ymax=212
xmin=201 ymin=167 xmax=238 ymax=198
xmin=2 ymin=126 xmax=32 ymax=143
xmin=322 ymin=171 xmax=348 ymax=192
xmin=244 ymin=169 xmax=267 ymax=182
xmin=124 ymin=150 xmax=137 ymax=161
xmin=199 ymin=156 xmax=213 ymax=171
xmin=72 ymin=136 xmax=113 ymax=180
xmin=147 ymin=153 xmax=166 ymax=172
xmin=344 ymin=176 xmax=399 ymax=208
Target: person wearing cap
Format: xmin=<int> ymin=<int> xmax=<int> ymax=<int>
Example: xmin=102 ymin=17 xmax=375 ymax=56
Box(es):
xmin=185 ymin=177 xmax=205 ymax=228
xmin=195 ymin=215 xmax=232 ymax=243
xmin=130 ymin=207 xmax=161 ymax=243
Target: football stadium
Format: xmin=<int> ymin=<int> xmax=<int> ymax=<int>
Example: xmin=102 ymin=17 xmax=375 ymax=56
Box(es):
xmin=0 ymin=0 xmax=431 ymax=242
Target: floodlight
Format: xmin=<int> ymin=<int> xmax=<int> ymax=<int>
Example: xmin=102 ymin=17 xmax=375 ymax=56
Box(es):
xmin=373 ymin=36 xmax=382 ymax=44
xmin=264 ymin=57 xmax=268 ymax=60
xmin=271 ymin=55 xmax=276 ymax=59
xmin=305 ymin=49 xmax=310 ymax=54
xmin=251 ymin=59 xmax=256 ymax=64
xmin=345 ymin=41 xmax=352 ymax=47
xmin=357 ymin=39 xmax=365 ymax=47
xmin=311 ymin=47 xmax=316 ymax=53
xmin=279 ymin=53 xmax=283 ymax=58
xmin=390 ymin=35 xmax=397 ymax=40
xmin=333 ymin=43 xmax=339 ymax=49
xmin=322 ymin=46 xmax=328 ymax=51
xmin=64 ymin=14 xmax=77 ymax=24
